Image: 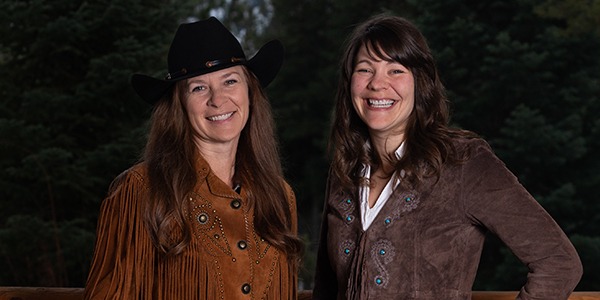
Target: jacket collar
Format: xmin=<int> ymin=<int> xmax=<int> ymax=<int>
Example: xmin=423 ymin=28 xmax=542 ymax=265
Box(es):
xmin=194 ymin=154 xmax=245 ymax=200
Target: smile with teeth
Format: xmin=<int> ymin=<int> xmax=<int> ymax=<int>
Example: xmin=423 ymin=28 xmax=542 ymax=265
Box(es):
xmin=207 ymin=112 xmax=234 ymax=121
xmin=368 ymin=99 xmax=395 ymax=108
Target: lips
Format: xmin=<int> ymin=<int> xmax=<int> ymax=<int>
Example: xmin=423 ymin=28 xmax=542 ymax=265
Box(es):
xmin=367 ymin=99 xmax=395 ymax=108
xmin=207 ymin=112 xmax=234 ymax=121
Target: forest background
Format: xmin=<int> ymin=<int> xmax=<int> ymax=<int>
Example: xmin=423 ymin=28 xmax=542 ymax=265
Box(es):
xmin=1 ymin=0 xmax=599 ymax=291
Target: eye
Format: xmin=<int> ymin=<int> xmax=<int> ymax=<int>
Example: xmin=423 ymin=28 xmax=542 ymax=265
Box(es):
xmin=225 ymin=79 xmax=238 ymax=85
xmin=355 ymin=67 xmax=372 ymax=74
xmin=190 ymin=85 xmax=206 ymax=92
xmin=389 ymin=62 xmax=410 ymax=75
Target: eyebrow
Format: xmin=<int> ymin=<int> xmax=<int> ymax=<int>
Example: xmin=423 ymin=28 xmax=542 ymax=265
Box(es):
xmin=220 ymin=71 xmax=241 ymax=79
xmin=355 ymin=58 xmax=402 ymax=66
xmin=355 ymin=58 xmax=374 ymax=65
xmin=355 ymin=53 xmax=386 ymax=64
xmin=187 ymin=71 xmax=242 ymax=84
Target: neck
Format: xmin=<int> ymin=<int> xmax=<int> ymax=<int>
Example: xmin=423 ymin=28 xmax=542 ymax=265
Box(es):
xmin=369 ymin=132 xmax=404 ymax=169
xmin=197 ymin=141 xmax=238 ymax=187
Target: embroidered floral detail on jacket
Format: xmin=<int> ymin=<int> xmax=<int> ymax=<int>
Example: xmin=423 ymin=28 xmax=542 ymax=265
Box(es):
xmin=188 ymin=193 xmax=233 ymax=257
xmin=338 ymin=196 xmax=356 ymax=224
xmin=400 ymin=192 xmax=420 ymax=213
xmin=339 ymin=240 xmax=356 ymax=263
xmin=383 ymin=216 xmax=393 ymax=227
xmin=382 ymin=191 xmax=420 ymax=227
xmin=370 ymin=239 xmax=395 ymax=288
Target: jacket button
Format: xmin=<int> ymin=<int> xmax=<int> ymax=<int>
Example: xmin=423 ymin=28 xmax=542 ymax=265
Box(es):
xmin=241 ymin=283 xmax=251 ymax=294
xmin=230 ymin=199 xmax=241 ymax=209
xmin=237 ymin=240 xmax=248 ymax=250
xmin=197 ymin=213 xmax=208 ymax=224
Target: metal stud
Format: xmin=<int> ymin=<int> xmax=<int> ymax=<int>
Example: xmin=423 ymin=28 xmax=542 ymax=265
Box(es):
xmin=197 ymin=213 xmax=208 ymax=224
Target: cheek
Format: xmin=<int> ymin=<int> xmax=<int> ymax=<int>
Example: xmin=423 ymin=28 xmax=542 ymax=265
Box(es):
xmin=184 ymin=99 xmax=207 ymax=122
xmin=185 ymin=102 xmax=202 ymax=116
xmin=350 ymin=76 xmax=363 ymax=97
xmin=237 ymin=93 xmax=250 ymax=112
xmin=235 ymin=85 xmax=250 ymax=104
xmin=405 ymin=100 xmax=415 ymax=116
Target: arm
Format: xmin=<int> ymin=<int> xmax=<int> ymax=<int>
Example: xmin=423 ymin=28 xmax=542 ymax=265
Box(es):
xmin=463 ymin=141 xmax=582 ymax=300
xmin=84 ymin=168 xmax=154 ymax=300
xmin=283 ymin=181 xmax=299 ymax=236
xmin=312 ymin=170 xmax=339 ymax=300
xmin=282 ymin=180 xmax=300 ymax=300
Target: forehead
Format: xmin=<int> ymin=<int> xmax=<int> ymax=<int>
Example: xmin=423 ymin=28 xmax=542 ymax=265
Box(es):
xmin=355 ymin=42 xmax=394 ymax=62
xmin=187 ymin=65 xmax=246 ymax=82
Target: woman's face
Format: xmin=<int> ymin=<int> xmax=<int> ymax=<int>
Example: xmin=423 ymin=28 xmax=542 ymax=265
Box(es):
xmin=351 ymin=44 xmax=415 ymax=139
xmin=183 ymin=65 xmax=250 ymax=147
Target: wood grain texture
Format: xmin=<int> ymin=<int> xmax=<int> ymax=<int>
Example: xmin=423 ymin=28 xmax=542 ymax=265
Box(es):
xmin=0 ymin=287 xmax=598 ymax=300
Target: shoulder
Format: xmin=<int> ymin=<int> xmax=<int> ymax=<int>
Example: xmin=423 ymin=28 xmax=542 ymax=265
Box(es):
xmin=450 ymin=136 xmax=491 ymax=152
xmin=437 ymin=137 xmax=505 ymax=177
xmin=281 ymin=180 xmax=296 ymax=207
xmin=101 ymin=162 xmax=150 ymax=212
xmin=108 ymin=162 xmax=149 ymax=192
xmin=445 ymin=136 xmax=496 ymax=162
xmin=448 ymin=137 xmax=513 ymax=181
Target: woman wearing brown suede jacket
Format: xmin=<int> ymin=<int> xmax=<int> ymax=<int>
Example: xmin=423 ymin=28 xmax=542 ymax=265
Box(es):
xmin=84 ymin=17 xmax=302 ymax=299
xmin=313 ymin=14 xmax=582 ymax=300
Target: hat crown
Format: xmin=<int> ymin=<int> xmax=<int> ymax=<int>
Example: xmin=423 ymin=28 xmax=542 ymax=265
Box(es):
xmin=131 ymin=16 xmax=283 ymax=104
xmin=167 ymin=17 xmax=246 ymax=79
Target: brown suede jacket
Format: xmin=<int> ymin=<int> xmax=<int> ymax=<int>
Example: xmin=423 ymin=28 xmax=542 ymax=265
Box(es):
xmin=313 ymin=138 xmax=582 ymax=300
xmin=84 ymin=155 xmax=298 ymax=299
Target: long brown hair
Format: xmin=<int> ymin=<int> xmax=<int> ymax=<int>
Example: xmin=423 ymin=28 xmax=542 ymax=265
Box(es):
xmin=330 ymin=14 xmax=476 ymax=191
xmin=143 ymin=67 xmax=303 ymax=262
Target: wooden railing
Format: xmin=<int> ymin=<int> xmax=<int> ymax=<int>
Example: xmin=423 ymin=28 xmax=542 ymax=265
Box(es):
xmin=0 ymin=287 xmax=599 ymax=300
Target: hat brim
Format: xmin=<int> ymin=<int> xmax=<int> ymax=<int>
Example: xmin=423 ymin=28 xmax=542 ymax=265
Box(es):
xmin=247 ymin=40 xmax=284 ymax=88
xmin=131 ymin=40 xmax=284 ymax=104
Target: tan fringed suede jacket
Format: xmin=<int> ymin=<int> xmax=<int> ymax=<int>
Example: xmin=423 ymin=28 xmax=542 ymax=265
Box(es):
xmin=313 ymin=138 xmax=582 ymax=300
xmin=84 ymin=156 xmax=298 ymax=299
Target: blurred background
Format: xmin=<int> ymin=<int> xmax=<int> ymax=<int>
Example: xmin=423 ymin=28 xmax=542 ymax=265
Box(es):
xmin=0 ymin=0 xmax=598 ymax=291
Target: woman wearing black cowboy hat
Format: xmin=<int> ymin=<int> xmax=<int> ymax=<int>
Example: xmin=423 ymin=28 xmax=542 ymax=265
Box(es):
xmin=84 ymin=17 xmax=303 ymax=299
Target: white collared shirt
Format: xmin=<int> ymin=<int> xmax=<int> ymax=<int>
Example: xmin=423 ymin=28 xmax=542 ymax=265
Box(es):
xmin=358 ymin=142 xmax=405 ymax=231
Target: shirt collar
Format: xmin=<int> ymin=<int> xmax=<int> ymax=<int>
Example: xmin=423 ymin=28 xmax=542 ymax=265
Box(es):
xmin=360 ymin=141 xmax=406 ymax=178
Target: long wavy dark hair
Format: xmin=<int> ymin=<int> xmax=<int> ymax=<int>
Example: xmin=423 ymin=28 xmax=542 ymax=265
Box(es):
xmin=142 ymin=67 xmax=303 ymax=263
xmin=330 ymin=14 xmax=477 ymax=191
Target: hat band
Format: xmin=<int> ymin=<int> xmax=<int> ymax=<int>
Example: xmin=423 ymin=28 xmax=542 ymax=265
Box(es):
xmin=165 ymin=57 xmax=246 ymax=80
xmin=206 ymin=57 xmax=246 ymax=68
xmin=165 ymin=68 xmax=187 ymax=80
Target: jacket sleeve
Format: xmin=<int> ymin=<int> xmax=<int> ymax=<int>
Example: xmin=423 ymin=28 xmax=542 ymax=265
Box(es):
xmin=463 ymin=140 xmax=582 ymax=300
xmin=312 ymin=169 xmax=340 ymax=300
xmin=283 ymin=181 xmax=299 ymax=235
xmin=83 ymin=169 xmax=155 ymax=300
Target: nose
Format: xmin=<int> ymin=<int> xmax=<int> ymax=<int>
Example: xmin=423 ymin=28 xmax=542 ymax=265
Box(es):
xmin=207 ymin=87 xmax=227 ymax=108
xmin=367 ymin=72 xmax=388 ymax=91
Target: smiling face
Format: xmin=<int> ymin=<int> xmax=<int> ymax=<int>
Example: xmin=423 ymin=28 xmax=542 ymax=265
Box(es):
xmin=183 ymin=65 xmax=250 ymax=148
xmin=351 ymin=44 xmax=415 ymax=140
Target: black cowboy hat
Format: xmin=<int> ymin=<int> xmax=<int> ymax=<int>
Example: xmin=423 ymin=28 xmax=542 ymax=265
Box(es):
xmin=131 ymin=17 xmax=284 ymax=104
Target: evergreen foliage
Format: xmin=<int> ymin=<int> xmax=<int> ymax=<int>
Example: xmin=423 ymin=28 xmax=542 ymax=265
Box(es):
xmin=0 ymin=0 xmax=194 ymax=286
xmin=0 ymin=0 xmax=598 ymax=292
xmin=406 ymin=0 xmax=600 ymax=289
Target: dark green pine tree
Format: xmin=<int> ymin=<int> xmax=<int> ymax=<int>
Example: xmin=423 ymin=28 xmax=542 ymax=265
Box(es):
xmin=0 ymin=0 xmax=197 ymax=287
xmin=408 ymin=0 xmax=600 ymax=291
